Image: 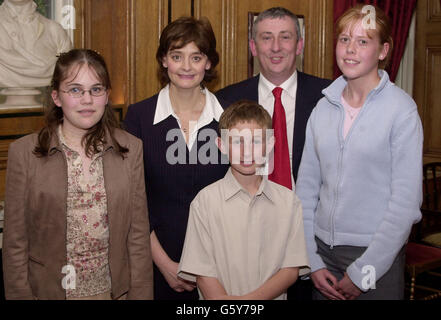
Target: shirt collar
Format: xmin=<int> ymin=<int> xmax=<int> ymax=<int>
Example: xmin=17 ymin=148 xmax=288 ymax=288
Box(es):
xmin=323 ymin=69 xmax=390 ymax=106
xmin=222 ymin=168 xmax=274 ymax=203
xmin=154 ymin=84 xmax=223 ymax=128
xmin=259 ymin=70 xmax=298 ymax=100
xmin=50 ymin=125 xmax=113 ymax=155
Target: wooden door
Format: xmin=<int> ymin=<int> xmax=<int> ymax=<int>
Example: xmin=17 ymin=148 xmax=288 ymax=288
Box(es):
xmin=414 ymin=0 xmax=441 ymax=163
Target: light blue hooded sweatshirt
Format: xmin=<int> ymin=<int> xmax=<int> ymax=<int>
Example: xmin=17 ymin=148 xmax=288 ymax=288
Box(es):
xmin=296 ymin=70 xmax=423 ymax=291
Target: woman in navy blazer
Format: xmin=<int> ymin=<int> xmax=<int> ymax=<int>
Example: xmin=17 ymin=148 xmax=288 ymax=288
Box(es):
xmin=124 ymin=17 xmax=228 ymax=300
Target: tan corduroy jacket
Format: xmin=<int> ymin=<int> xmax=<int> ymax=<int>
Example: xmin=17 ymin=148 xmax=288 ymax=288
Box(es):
xmin=2 ymin=128 xmax=153 ymax=300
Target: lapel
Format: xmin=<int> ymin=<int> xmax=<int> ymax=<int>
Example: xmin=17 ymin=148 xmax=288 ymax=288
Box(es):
xmin=102 ymin=130 xmax=128 ymax=246
xmin=249 ymin=75 xmax=260 ymax=102
xmin=292 ymin=71 xmax=307 ymax=182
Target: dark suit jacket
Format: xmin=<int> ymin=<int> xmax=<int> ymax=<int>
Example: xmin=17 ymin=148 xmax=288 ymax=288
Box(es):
xmin=2 ymin=129 xmax=153 ymax=300
xmin=216 ymin=72 xmax=332 ymax=182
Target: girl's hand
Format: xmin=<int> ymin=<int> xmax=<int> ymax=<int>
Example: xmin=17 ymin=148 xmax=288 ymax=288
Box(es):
xmin=311 ymin=269 xmax=346 ymax=300
xmin=336 ymin=273 xmax=362 ymax=300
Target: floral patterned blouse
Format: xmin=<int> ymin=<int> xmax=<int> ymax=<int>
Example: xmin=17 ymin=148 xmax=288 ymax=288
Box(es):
xmin=58 ymin=127 xmax=111 ymax=298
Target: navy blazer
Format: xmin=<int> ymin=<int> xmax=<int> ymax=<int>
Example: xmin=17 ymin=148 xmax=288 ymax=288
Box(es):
xmin=216 ymin=72 xmax=332 ymax=182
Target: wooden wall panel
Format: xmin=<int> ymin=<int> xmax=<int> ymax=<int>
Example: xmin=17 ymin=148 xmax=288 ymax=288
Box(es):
xmin=423 ymin=46 xmax=441 ymax=159
xmin=0 ymin=109 xmax=45 ymax=201
xmin=85 ymin=0 xmax=130 ymax=107
xmin=171 ymin=0 xmax=193 ymax=20
xmin=414 ymin=0 xmax=441 ymax=163
xmin=73 ymin=0 xmax=334 ymax=109
xmin=133 ymin=0 xmax=165 ymax=102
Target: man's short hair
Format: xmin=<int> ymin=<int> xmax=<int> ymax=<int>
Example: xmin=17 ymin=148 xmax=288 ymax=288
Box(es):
xmin=219 ymin=100 xmax=272 ymax=135
xmin=252 ymin=7 xmax=301 ymax=43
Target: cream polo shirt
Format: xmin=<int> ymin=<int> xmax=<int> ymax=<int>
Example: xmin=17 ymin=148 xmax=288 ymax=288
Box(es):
xmin=178 ymin=168 xmax=310 ymax=300
xmin=154 ymin=84 xmax=224 ymax=150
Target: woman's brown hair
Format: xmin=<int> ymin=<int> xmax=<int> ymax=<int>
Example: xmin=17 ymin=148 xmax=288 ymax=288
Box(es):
xmin=156 ymin=16 xmax=219 ymax=87
xmin=34 ymin=49 xmax=128 ymax=158
xmin=218 ymin=99 xmax=273 ymax=135
xmin=335 ymin=4 xmax=393 ymax=69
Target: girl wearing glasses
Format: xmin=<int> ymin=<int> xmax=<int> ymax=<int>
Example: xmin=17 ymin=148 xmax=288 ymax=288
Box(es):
xmin=3 ymin=49 xmax=153 ymax=300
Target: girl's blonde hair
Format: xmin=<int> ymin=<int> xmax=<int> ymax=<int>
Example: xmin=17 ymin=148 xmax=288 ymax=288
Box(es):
xmin=335 ymin=4 xmax=393 ymax=69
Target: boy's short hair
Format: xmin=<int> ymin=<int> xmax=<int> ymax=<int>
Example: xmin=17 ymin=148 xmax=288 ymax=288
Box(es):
xmin=219 ymin=100 xmax=272 ymax=134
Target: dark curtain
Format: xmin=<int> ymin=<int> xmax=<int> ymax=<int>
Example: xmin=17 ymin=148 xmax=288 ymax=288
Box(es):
xmin=333 ymin=0 xmax=417 ymax=82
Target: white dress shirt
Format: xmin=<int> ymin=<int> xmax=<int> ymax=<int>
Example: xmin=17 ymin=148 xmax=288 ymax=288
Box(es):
xmin=154 ymin=84 xmax=224 ymax=150
xmin=258 ymin=71 xmax=298 ymax=186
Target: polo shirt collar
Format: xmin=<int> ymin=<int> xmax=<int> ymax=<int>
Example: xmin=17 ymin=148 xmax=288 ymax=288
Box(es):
xmin=153 ymin=84 xmax=223 ymax=128
xmin=223 ymin=168 xmax=274 ymax=202
xmin=259 ymin=70 xmax=298 ymax=100
xmin=49 ymin=125 xmax=115 ymax=155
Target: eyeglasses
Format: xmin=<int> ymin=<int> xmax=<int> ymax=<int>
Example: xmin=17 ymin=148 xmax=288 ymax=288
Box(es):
xmin=60 ymin=86 xmax=107 ymax=98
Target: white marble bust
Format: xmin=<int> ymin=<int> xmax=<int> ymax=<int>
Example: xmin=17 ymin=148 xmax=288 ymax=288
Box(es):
xmin=0 ymin=0 xmax=72 ymax=88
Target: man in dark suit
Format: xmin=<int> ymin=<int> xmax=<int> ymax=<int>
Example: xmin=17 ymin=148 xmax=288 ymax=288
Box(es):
xmin=216 ymin=7 xmax=332 ymax=300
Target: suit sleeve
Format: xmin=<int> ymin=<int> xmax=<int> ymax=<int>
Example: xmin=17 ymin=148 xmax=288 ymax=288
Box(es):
xmin=123 ymin=104 xmax=142 ymax=139
xmin=126 ymin=139 xmax=154 ymax=299
xmin=2 ymin=141 xmax=34 ymax=300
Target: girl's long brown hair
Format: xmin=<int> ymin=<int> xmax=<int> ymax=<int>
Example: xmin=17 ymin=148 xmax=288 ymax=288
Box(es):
xmin=34 ymin=49 xmax=128 ymax=158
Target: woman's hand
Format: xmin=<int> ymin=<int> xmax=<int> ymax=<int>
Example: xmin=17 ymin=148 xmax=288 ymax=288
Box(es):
xmin=150 ymin=231 xmax=196 ymax=293
xmin=311 ymin=269 xmax=346 ymax=300
xmin=160 ymin=260 xmax=196 ymax=292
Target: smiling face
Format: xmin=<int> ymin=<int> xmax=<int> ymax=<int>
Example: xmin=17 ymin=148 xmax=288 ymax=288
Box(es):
xmin=250 ymin=17 xmax=303 ymax=86
xmin=336 ymin=20 xmax=389 ymax=83
xmin=218 ymin=120 xmax=272 ymax=177
xmin=51 ymin=64 xmax=109 ymax=136
xmin=162 ymin=41 xmax=211 ymax=90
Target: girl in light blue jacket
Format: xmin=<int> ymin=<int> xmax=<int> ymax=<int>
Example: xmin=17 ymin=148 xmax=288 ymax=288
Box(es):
xmin=296 ymin=4 xmax=423 ymax=300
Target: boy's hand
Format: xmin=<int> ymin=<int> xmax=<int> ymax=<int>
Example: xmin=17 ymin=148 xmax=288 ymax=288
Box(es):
xmin=310 ymin=269 xmax=346 ymax=300
xmin=336 ymin=273 xmax=362 ymax=300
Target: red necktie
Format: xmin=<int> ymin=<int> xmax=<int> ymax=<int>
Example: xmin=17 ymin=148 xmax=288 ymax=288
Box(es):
xmin=269 ymin=87 xmax=292 ymax=190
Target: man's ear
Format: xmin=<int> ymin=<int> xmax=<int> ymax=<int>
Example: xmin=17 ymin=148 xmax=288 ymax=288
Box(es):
xmin=250 ymin=39 xmax=258 ymax=57
xmin=296 ymin=37 xmax=304 ymax=56
xmin=216 ymin=137 xmax=228 ymax=155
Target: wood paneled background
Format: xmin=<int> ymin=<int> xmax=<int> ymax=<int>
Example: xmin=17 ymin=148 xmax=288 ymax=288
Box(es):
xmin=73 ymin=0 xmax=334 ymax=107
xmin=0 ymin=0 xmax=440 ymax=201
xmin=414 ymin=0 xmax=441 ymax=163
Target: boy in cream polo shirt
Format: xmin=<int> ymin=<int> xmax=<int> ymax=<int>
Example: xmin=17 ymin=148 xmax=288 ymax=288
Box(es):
xmin=178 ymin=100 xmax=309 ymax=300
